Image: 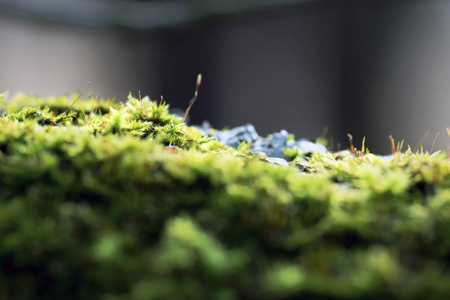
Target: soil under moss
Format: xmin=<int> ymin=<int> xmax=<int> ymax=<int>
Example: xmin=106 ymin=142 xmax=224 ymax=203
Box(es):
xmin=1 ymin=91 xmax=450 ymax=300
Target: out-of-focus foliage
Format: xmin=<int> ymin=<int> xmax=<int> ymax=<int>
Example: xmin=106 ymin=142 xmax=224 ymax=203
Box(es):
xmin=1 ymin=93 xmax=450 ymax=300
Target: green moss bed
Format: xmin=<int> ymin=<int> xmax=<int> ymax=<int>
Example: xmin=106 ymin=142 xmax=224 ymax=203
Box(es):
xmin=1 ymin=91 xmax=450 ymax=300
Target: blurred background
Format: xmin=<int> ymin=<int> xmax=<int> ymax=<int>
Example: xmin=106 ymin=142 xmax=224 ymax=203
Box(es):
xmin=1 ymin=0 xmax=450 ymax=154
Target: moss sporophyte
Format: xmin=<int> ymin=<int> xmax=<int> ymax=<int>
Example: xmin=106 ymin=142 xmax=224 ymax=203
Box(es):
xmin=2 ymin=88 xmax=450 ymax=300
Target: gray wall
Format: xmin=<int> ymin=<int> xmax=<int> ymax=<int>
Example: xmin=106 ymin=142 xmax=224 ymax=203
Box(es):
xmin=339 ymin=0 xmax=450 ymax=153
xmin=212 ymin=8 xmax=339 ymax=142
xmin=0 ymin=14 xmax=162 ymax=99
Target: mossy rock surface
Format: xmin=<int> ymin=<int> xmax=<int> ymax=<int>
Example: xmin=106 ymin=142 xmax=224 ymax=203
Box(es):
xmin=1 ymin=91 xmax=450 ymax=300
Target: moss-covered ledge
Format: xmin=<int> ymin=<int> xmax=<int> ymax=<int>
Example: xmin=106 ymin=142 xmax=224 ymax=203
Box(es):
xmin=1 ymin=91 xmax=450 ymax=300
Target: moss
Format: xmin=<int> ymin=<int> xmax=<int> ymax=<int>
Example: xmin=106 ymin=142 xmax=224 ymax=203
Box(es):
xmin=1 ymin=92 xmax=450 ymax=299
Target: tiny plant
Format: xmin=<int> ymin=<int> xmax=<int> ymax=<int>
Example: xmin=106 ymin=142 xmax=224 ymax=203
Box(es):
xmin=182 ymin=74 xmax=202 ymax=123
xmin=389 ymin=135 xmax=404 ymax=156
xmin=61 ymin=82 xmax=89 ymax=118
xmin=347 ymin=133 xmax=355 ymax=155
xmin=79 ymin=105 xmax=89 ymax=124
xmin=431 ymin=132 xmax=439 ymax=154
xmin=347 ymin=134 xmax=366 ymax=158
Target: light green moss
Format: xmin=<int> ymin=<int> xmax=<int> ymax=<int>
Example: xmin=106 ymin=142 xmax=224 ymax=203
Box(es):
xmin=1 ymin=92 xmax=450 ymax=300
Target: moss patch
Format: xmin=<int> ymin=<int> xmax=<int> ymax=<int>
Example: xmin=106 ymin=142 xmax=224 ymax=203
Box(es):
xmin=1 ymin=92 xmax=450 ymax=300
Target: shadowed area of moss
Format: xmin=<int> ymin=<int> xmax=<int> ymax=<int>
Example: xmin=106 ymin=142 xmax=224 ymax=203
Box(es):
xmin=1 ymin=92 xmax=450 ymax=300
